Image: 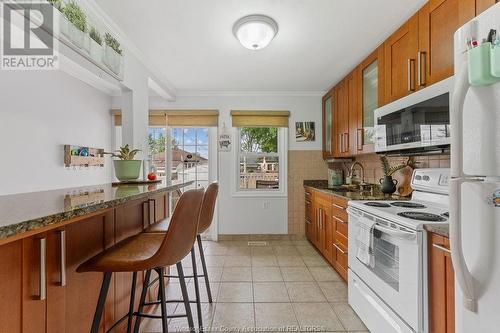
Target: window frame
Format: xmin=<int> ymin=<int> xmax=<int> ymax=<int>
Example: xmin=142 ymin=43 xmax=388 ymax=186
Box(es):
xmin=232 ymin=127 xmax=288 ymax=197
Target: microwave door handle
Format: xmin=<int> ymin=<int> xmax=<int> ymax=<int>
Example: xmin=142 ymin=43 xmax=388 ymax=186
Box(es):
xmin=450 ymin=178 xmax=477 ymax=312
xmin=451 ymin=61 xmax=470 ymax=179
xmin=373 ymin=224 xmax=416 ymax=240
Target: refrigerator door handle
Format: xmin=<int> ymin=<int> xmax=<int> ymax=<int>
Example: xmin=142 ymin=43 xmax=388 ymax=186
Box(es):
xmin=450 ymin=61 xmax=470 ymax=178
xmin=450 ymin=178 xmax=477 ymax=312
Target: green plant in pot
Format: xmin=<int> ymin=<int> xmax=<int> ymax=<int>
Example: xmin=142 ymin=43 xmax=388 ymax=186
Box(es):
xmin=62 ymin=1 xmax=87 ymax=49
xmin=379 ymin=156 xmax=408 ymax=194
xmin=104 ymin=32 xmax=123 ymax=74
xmin=106 ymin=144 xmax=142 ymax=181
xmin=89 ymin=27 xmax=103 ymax=62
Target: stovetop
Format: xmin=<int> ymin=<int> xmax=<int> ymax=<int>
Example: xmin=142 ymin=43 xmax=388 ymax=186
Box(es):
xmin=349 ymin=198 xmax=449 ymax=230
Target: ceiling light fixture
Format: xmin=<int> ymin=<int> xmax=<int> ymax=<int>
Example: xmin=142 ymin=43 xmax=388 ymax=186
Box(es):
xmin=233 ymin=14 xmax=278 ymax=50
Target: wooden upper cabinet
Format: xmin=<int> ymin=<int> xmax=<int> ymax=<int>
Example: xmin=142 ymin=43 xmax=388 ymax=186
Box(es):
xmin=335 ymin=79 xmax=349 ymax=157
xmin=476 ymin=0 xmax=498 ymax=15
xmin=322 ymin=90 xmax=335 ymax=159
xmin=356 ymin=46 xmax=384 ymax=154
xmin=418 ymin=0 xmax=468 ymax=87
xmin=384 ymin=13 xmax=419 ymax=103
xmin=347 ymin=69 xmax=359 ymax=156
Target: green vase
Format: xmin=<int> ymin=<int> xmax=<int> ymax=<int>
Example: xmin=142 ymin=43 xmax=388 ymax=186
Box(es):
xmin=113 ymin=160 xmax=142 ymax=181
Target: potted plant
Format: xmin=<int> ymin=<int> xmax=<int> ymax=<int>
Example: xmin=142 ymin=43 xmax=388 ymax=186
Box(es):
xmin=379 ymin=156 xmax=409 ymax=194
xmin=63 ymin=1 xmax=87 ymax=49
xmin=104 ymin=32 xmax=123 ymax=74
xmin=106 ymin=144 xmax=142 ymax=181
xmin=89 ymin=27 xmax=103 ymax=63
xmin=47 ymin=0 xmax=69 ymax=37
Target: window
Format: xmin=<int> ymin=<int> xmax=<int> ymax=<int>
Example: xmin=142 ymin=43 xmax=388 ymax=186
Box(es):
xmin=148 ymin=127 xmax=167 ymax=181
xmin=237 ymin=127 xmax=284 ymax=192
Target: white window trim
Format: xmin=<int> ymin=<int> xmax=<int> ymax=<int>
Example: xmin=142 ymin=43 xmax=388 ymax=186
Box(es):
xmin=232 ymin=127 xmax=288 ymax=198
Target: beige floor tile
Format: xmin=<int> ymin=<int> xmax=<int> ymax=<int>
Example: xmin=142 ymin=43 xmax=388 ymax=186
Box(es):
xmin=254 ymin=303 xmax=299 ymax=331
xmin=170 ymin=302 xmax=216 ymax=332
xmin=218 ymin=282 xmax=253 ymax=302
xmin=318 ymin=282 xmax=348 ymax=303
xmin=187 ymin=280 xmax=220 ymax=303
xmin=252 ymin=267 xmax=283 ymax=282
xmin=252 ymin=255 xmax=279 ymax=267
xmin=292 ymin=303 xmax=344 ymax=332
xmin=291 ymin=240 xmax=311 ymax=246
xmin=331 ymin=303 xmax=367 ymax=331
xmin=212 ymin=303 xmax=255 ymax=331
xmin=204 ymin=255 xmax=226 ymax=267
xmin=296 ymin=245 xmax=318 ymax=256
xmin=273 ymin=246 xmax=300 ymax=256
xmin=267 ymin=240 xmax=294 ymax=246
xmin=277 ymin=256 xmax=306 ymax=267
xmin=251 ymin=246 xmax=276 ymax=256
xmin=226 ymin=246 xmax=252 ymax=256
xmin=253 ymin=282 xmax=290 ymax=302
xmin=285 ymin=282 xmax=327 ymax=303
xmin=280 ymin=267 xmax=314 ymax=282
xmin=224 ymin=255 xmax=252 ymax=267
xmin=204 ymin=245 xmax=229 ymax=256
xmin=138 ymin=303 xmax=178 ymax=332
xmin=221 ymin=267 xmax=252 ymax=282
xmin=309 ymin=267 xmax=342 ymax=282
xmin=302 ymin=255 xmax=329 ymax=267
xmin=204 ymin=267 xmax=223 ymax=282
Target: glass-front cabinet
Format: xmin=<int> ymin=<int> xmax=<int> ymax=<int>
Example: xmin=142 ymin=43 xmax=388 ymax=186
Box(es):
xmin=322 ymin=90 xmax=334 ymax=159
xmin=357 ymin=46 xmax=384 ymax=154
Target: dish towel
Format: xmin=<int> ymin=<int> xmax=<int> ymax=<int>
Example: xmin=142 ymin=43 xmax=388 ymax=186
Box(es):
xmin=356 ymin=217 xmax=376 ymax=267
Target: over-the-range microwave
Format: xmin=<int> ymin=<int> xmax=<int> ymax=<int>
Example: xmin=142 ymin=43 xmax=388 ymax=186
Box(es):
xmin=374 ymin=77 xmax=453 ymax=153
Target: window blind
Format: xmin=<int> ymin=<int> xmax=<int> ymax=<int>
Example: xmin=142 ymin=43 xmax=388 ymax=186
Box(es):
xmin=112 ymin=109 xmax=219 ymax=127
xmin=230 ymin=110 xmax=290 ymax=128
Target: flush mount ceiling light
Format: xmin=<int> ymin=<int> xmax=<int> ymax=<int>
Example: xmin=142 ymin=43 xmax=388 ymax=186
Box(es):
xmin=233 ymin=14 xmax=278 ymax=50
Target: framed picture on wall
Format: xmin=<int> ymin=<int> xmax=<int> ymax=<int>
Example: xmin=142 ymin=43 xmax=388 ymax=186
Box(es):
xmin=295 ymin=122 xmax=315 ymax=142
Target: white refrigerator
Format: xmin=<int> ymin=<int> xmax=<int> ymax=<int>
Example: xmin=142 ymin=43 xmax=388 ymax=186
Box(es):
xmin=452 ymin=3 xmax=500 ymax=332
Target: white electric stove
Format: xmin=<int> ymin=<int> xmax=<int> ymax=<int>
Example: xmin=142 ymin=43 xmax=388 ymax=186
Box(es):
xmin=347 ymin=168 xmax=450 ymax=333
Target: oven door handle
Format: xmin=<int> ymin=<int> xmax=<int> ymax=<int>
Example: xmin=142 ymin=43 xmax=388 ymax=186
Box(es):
xmin=373 ymin=224 xmax=416 ymax=240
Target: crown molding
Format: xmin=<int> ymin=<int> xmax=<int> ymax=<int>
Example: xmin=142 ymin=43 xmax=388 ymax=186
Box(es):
xmin=83 ymin=1 xmax=177 ymax=100
xmin=175 ymin=90 xmax=327 ymax=97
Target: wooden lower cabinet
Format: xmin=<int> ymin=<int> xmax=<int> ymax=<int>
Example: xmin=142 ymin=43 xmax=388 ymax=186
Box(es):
xmin=428 ymin=232 xmax=455 ymax=333
xmin=0 ymin=193 xmax=168 ymax=333
xmin=305 ymin=187 xmax=348 ymax=281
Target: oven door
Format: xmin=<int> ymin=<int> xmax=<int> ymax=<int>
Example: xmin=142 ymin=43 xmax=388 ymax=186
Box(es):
xmin=348 ymin=207 xmax=423 ymax=331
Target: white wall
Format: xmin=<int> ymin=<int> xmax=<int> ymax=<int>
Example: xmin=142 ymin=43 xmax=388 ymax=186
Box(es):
xmin=0 ymin=70 xmax=113 ymax=195
xmin=148 ymin=94 xmax=323 ymax=234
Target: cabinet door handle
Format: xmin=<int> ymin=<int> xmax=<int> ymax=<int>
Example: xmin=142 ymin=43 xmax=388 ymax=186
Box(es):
xmin=39 ymin=238 xmax=46 ymax=300
xmin=357 ymin=129 xmax=363 ymax=151
xmin=148 ymin=198 xmax=156 ymax=224
xmin=407 ymin=59 xmax=416 ymax=92
xmin=332 ymin=215 xmax=347 ymax=224
xmin=332 ymin=203 xmax=346 ymax=211
xmin=433 ymin=243 xmax=451 ymax=254
xmin=59 ymin=230 xmax=66 ymax=287
xmin=339 ymin=134 xmax=343 ymax=154
xmin=333 ymin=242 xmax=347 ymax=255
xmin=418 ymin=51 xmax=426 ymax=87
xmin=344 ymin=133 xmax=349 ymax=152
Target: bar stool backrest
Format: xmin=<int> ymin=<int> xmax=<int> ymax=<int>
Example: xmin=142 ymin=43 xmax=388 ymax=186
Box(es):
xmin=198 ymin=182 xmax=219 ymax=234
xmin=151 ymin=188 xmax=204 ymax=267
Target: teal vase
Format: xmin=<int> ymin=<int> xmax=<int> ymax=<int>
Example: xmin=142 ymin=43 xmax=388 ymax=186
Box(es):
xmin=113 ymin=160 xmax=142 ymax=181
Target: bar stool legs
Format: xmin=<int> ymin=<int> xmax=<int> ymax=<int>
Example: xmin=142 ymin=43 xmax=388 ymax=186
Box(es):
xmin=156 ymin=267 xmax=169 ymax=333
xmin=127 ymin=272 xmax=138 ymax=333
xmin=196 ymin=235 xmax=212 ymax=303
xmin=176 ymin=262 xmax=195 ymax=332
xmin=133 ymin=270 xmax=152 ymax=333
xmin=91 ymin=272 xmax=112 ymax=333
xmin=190 ymin=249 xmax=203 ymax=332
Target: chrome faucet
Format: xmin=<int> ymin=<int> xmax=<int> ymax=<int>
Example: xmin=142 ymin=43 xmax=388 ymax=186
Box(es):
xmin=349 ymin=161 xmax=366 ymax=185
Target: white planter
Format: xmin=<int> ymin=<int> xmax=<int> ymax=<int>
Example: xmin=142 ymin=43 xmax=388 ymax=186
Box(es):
xmin=89 ymin=39 xmax=103 ymax=63
xmin=104 ymin=45 xmax=122 ymax=75
xmin=58 ymin=12 xmax=70 ymax=38
xmin=68 ymin=23 xmax=84 ymax=49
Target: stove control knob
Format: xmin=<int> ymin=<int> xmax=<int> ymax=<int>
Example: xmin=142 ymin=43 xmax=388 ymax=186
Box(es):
xmin=423 ymin=175 xmax=430 ymax=181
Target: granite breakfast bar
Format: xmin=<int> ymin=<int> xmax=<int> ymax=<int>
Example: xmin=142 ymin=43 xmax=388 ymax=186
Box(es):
xmin=0 ymin=181 xmax=193 ymax=333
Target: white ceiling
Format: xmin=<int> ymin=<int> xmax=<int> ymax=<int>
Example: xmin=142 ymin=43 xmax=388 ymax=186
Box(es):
xmin=98 ymin=0 xmax=426 ymax=93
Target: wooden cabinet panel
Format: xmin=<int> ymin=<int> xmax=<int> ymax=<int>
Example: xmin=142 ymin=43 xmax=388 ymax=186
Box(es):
xmin=348 ymin=69 xmax=359 ymax=156
xmin=476 ymin=0 xmax=498 ymax=15
xmin=22 ymin=234 xmax=47 ymax=333
xmin=115 ymin=199 xmax=147 ymax=243
xmin=428 ymin=233 xmax=455 ymax=333
xmin=0 ymin=241 xmax=22 ymax=333
xmin=323 ymin=215 xmax=334 ymax=265
xmin=418 ymin=0 xmax=463 ymax=87
xmin=322 ymin=90 xmax=335 ymax=159
xmin=334 ymin=79 xmax=349 ymax=157
xmin=384 ymin=13 xmax=419 ymax=103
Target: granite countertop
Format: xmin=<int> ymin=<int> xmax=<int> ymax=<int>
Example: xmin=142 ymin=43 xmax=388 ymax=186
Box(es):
xmin=0 ymin=181 xmax=194 ymax=242
xmin=303 ymin=180 xmax=408 ymax=201
xmin=424 ymin=224 xmax=449 ymax=238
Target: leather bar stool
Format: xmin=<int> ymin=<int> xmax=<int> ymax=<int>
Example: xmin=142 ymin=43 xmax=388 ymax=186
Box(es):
xmin=145 ymin=182 xmax=219 ymax=332
xmin=77 ymin=188 xmax=205 ymax=333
